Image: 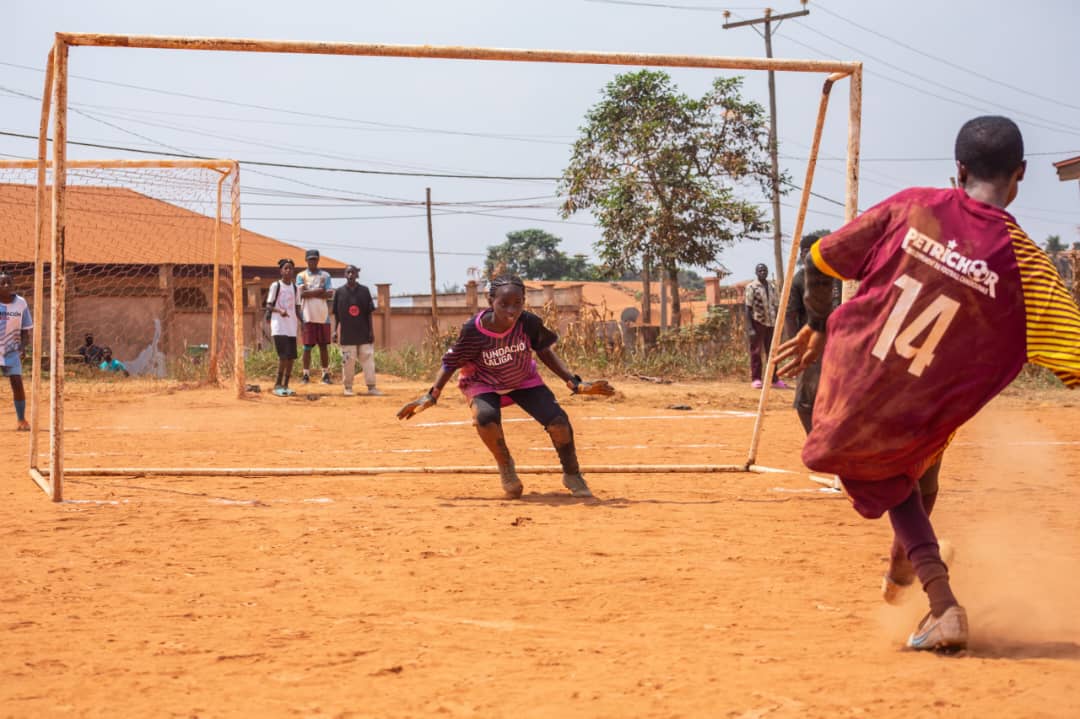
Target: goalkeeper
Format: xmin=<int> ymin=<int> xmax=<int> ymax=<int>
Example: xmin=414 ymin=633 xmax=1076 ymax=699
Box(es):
xmin=397 ymin=274 xmax=615 ymax=499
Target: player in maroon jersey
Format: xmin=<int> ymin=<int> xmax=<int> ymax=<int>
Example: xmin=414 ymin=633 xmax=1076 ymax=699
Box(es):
xmin=777 ymin=116 xmax=1080 ymax=651
xmin=397 ymin=275 xmax=615 ymax=499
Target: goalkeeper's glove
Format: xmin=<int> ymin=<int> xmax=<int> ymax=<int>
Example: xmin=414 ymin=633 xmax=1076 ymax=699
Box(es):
xmin=397 ymin=391 xmax=437 ymax=420
xmin=568 ymin=375 xmax=616 ymax=396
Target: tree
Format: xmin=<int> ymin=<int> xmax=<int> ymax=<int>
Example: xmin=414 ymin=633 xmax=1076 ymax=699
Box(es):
xmin=1045 ymin=234 xmax=1065 ymax=256
xmin=483 ymin=229 xmax=596 ymax=281
xmin=559 ymin=70 xmax=775 ymax=327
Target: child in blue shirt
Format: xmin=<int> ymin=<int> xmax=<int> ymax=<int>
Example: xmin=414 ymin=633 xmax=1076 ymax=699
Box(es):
xmin=99 ymin=348 xmax=130 ymax=377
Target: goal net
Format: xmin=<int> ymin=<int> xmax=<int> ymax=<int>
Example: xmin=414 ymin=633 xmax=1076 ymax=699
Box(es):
xmin=0 ymin=160 xmax=245 ymax=497
xmin=0 ymin=161 xmax=241 ymax=382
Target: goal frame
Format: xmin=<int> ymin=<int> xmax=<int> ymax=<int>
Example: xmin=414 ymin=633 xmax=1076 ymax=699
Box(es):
xmin=33 ymin=34 xmax=862 ymax=501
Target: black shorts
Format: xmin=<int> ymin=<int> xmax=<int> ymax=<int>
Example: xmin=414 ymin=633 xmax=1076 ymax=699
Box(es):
xmin=471 ymin=384 xmax=566 ymax=427
xmin=273 ymin=335 xmax=298 ymax=360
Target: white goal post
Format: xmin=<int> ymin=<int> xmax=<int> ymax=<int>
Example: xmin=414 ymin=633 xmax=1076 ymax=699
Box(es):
xmin=32 ymin=34 xmax=862 ymax=501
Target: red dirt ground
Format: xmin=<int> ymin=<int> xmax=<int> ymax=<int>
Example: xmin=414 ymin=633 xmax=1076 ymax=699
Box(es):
xmin=2 ymin=377 xmax=1079 ymax=718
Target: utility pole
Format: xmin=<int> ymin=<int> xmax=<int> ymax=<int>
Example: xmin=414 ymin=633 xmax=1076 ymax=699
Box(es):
xmin=723 ymin=1 xmax=809 ymax=291
xmin=426 ymin=187 xmax=439 ymax=333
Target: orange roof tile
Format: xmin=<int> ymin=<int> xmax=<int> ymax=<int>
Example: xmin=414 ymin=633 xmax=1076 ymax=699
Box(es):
xmin=0 ymin=183 xmax=346 ymax=270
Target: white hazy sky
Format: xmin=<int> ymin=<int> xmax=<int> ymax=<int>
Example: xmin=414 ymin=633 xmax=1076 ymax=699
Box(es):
xmin=4 ymin=0 xmax=1078 ymax=293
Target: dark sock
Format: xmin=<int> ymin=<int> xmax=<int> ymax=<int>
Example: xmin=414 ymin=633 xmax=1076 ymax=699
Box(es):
xmin=921 ymin=490 xmax=938 ymax=516
xmin=887 ymin=490 xmax=938 ymax=583
xmin=547 ymin=420 xmax=580 ymax=475
xmin=14 ymin=399 xmax=26 ymax=421
xmin=888 ymin=488 xmax=958 ymax=617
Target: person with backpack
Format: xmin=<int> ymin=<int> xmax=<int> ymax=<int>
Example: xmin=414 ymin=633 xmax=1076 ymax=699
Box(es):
xmin=265 ymin=258 xmax=302 ymax=397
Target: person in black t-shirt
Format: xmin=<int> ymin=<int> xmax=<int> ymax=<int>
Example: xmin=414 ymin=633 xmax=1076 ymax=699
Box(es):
xmin=784 ymin=231 xmax=841 ymax=434
xmin=331 ymin=265 xmax=381 ymax=397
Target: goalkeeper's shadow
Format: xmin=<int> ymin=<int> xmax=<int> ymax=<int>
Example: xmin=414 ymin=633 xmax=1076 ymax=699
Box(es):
xmin=439 ymin=493 xmax=732 ymax=508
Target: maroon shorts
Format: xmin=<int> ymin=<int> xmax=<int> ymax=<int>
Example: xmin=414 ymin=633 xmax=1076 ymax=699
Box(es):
xmin=301 ymin=322 xmax=331 ymax=347
xmin=840 ymin=446 xmax=947 ymax=519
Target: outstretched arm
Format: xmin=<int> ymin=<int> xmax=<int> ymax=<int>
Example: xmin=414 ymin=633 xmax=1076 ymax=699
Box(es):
xmin=397 ymin=364 xmax=457 ymax=420
xmin=536 ymin=346 xmax=576 ymax=389
xmin=426 ymin=365 xmax=456 ymax=403
xmin=536 ymin=347 xmax=615 ymax=396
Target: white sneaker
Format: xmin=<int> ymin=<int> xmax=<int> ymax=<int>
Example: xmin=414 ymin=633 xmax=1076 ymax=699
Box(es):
xmin=907 ymin=605 xmax=968 ymax=651
xmin=343 ymin=388 xmax=355 ymax=396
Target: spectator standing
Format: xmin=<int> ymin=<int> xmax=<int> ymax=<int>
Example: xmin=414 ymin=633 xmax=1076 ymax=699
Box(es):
xmin=266 ymin=258 xmax=301 ymax=396
xmin=332 ymin=265 xmax=382 ymax=397
xmin=296 ymin=249 xmax=333 ymax=385
xmin=0 ymin=272 xmax=32 ymax=431
xmin=785 ymin=232 xmax=840 ymax=432
xmin=744 ymin=263 xmax=787 ymax=389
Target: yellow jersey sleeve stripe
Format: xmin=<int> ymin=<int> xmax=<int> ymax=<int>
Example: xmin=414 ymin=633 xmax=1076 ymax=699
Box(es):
xmin=1010 ymin=223 xmax=1080 ymax=388
xmin=809 ymin=241 xmax=846 ymax=280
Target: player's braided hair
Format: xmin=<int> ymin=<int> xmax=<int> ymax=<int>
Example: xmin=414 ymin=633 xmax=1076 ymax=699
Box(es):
xmin=488 ymin=274 xmax=526 ymax=298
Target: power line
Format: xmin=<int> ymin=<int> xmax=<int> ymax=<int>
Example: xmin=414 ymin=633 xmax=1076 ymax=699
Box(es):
xmin=772 ymin=30 xmax=1080 ymax=140
xmin=786 ymin=21 xmax=1080 ymax=138
xmin=0 ymin=60 xmax=573 ymax=146
xmin=813 ymin=3 xmax=1080 ymax=114
xmin=0 ymin=130 xmax=561 ymax=181
xmin=586 ymin=0 xmax=754 ymax=10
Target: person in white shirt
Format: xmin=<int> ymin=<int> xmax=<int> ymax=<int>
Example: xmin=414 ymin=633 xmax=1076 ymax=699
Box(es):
xmin=0 ymin=272 xmax=33 ymax=430
xmin=265 ymin=259 xmax=301 ymax=397
xmin=296 ymin=249 xmax=333 ymax=385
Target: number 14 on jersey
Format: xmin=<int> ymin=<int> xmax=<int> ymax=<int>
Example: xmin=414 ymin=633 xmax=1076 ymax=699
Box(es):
xmin=871 ymin=274 xmax=961 ymax=377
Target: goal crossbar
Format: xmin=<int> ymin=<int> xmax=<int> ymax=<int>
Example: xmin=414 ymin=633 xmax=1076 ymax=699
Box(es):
xmin=57 ymin=33 xmax=859 ymax=76
xmin=33 ymin=33 xmax=862 ymax=501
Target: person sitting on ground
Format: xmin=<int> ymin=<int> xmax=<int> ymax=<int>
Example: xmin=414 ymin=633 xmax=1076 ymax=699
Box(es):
xmin=397 ymin=274 xmax=616 ymax=499
xmin=776 ymin=115 xmax=1080 ymax=652
xmin=77 ymin=333 xmax=105 ymax=366
xmin=99 ymin=347 xmax=130 ymax=377
xmin=0 ymin=271 xmax=33 ymax=431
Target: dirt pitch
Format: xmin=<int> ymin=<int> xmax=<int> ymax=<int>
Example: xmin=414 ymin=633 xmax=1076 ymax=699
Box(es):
xmin=2 ymin=376 xmax=1079 ymax=718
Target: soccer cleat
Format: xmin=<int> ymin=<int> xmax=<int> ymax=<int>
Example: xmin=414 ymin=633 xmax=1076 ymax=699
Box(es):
xmin=283 ymin=387 xmax=296 ymax=396
xmin=907 ymin=605 xmax=968 ymax=651
xmin=751 ymin=379 xmax=764 ymax=389
xmin=273 ymin=387 xmax=288 ymax=397
xmin=321 ymin=372 xmax=332 ymax=385
xmin=300 ymin=373 xmax=310 ymax=385
xmin=562 ymin=473 xmax=594 ymax=498
xmin=499 ymin=466 xmax=524 ymax=499
xmin=367 ymin=387 xmax=385 ymax=396
xmin=343 ymin=388 xmax=355 ymax=397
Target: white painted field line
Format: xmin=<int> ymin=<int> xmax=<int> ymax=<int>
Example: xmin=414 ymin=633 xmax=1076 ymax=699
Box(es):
xmin=413 ymin=411 xmax=756 ymax=428
xmin=952 ymin=440 xmax=1080 ymax=447
xmin=528 ymin=442 xmax=730 ymax=451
